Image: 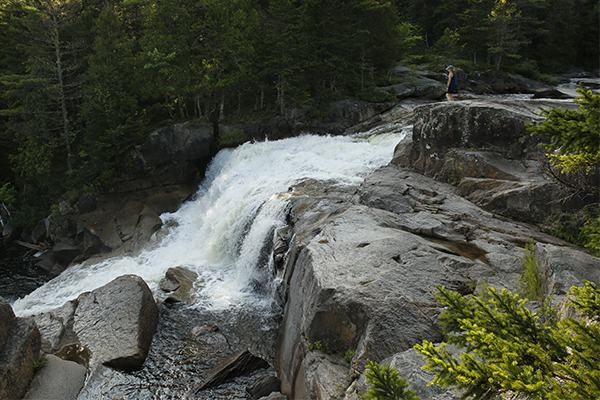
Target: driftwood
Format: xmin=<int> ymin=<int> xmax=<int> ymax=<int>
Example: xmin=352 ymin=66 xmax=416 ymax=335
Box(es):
xmin=14 ymin=240 xmax=47 ymax=252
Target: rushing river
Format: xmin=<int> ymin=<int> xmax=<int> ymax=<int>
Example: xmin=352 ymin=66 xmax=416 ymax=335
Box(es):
xmin=11 ymin=127 xmax=410 ymax=398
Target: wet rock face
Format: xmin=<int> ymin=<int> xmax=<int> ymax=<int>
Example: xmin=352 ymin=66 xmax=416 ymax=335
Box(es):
xmin=159 ymin=266 xmax=199 ymax=304
xmin=120 ymin=121 xmax=215 ymax=191
xmin=26 ymin=120 xmax=209 ymax=273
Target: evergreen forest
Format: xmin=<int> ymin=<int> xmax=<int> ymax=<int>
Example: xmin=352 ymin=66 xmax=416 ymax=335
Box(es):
xmin=1 ymin=0 xmax=599 ymax=229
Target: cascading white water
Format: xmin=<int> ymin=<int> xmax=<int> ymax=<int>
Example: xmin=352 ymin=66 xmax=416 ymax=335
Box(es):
xmin=13 ymin=129 xmax=409 ymax=318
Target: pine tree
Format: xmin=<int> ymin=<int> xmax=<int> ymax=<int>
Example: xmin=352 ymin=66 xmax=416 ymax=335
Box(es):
xmin=2 ymin=0 xmax=85 ymax=181
xmin=527 ymin=87 xmax=600 ymax=179
xmin=415 ymin=282 xmax=600 ymax=399
xmin=527 ymin=87 xmax=600 ymax=254
xmin=364 ymin=359 xmax=420 ymax=400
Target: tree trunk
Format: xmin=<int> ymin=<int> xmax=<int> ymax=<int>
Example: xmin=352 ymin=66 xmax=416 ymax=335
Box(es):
xmin=51 ymin=13 xmax=72 ymax=172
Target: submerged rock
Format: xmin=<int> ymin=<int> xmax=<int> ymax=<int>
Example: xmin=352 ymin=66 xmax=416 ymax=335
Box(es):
xmin=160 ymin=266 xmax=199 ymax=304
xmin=246 ymin=375 xmax=281 ymax=400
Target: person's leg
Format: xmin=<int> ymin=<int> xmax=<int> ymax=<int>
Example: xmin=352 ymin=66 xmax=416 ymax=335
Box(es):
xmin=446 ymin=92 xmax=454 ymax=101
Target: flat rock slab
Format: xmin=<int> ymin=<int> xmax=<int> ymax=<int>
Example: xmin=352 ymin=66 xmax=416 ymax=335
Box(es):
xmin=23 ymin=354 xmax=87 ymax=400
xmin=73 ymin=274 xmax=158 ymax=370
xmin=191 ymin=349 xmax=270 ymax=394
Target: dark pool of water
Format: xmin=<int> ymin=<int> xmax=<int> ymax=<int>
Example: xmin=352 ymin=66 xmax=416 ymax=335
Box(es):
xmin=0 ymin=239 xmax=50 ymax=304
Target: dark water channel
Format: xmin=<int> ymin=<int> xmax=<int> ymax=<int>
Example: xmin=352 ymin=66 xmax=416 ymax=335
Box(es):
xmin=0 ymin=239 xmax=50 ymax=304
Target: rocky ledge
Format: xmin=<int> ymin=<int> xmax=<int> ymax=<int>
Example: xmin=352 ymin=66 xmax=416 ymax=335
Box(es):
xmin=272 ymin=97 xmax=599 ymax=399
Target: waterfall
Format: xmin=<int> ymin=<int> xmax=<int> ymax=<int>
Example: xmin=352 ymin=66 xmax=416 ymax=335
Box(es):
xmin=13 ymin=129 xmax=409 ymax=318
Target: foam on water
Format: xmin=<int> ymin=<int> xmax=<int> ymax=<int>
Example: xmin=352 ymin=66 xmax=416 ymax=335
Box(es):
xmin=13 ymin=130 xmax=407 ymax=317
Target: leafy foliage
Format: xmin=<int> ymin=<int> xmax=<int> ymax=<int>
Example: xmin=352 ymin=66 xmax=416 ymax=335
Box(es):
xmin=527 ymin=88 xmax=599 ymax=254
xmin=569 ymin=280 xmax=600 ymax=319
xmin=544 ymin=208 xmax=600 ymax=257
xmin=415 ymin=282 xmax=600 ymax=399
xmin=528 ymin=87 xmax=600 ymax=177
xmin=0 ymin=183 xmax=17 ymax=207
xmin=581 ymin=217 xmax=600 ymax=257
xmin=363 ymin=359 xmax=419 ymax=400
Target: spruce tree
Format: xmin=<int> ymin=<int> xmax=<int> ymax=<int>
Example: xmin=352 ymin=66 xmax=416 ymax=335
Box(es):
xmin=415 ymin=282 xmax=600 ymax=399
xmin=364 ymin=360 xmax=420 ymax=400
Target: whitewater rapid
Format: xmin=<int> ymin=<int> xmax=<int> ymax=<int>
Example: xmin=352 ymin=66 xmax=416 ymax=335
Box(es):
xmin=13 ymin=130 xmax=409 ymax=317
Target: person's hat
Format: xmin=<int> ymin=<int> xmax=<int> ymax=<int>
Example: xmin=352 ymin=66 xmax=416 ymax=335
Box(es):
xmin=446 ymin=65 xmax=454 ymax=70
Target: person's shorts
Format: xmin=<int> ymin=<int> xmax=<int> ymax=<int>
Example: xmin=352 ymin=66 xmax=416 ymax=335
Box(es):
xmin=447 ymin=87 xmax=458 ymax=94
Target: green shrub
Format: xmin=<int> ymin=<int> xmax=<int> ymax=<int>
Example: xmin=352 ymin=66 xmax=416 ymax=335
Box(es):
xmin=363 ymin=359 xmax=419 ymax=400
xmin=219 ymin=129 xmax=245 ymax=147
xmin=344 ymin=349 xmax=356 ymax=363
xmin=520 ymin=243 xmax=547 ymax=303
xmin=544 ymin=207 xmax=600 ymax=256
xmin=581 ymin=217 xmax=600 ymax=257
xmin=33 ymin=355 xmax=47 ymax=371
xmin=0 ymin=183 xmax=17 ymax=206
xmin=569 ymin=280 xmax=600 ymax=319
xmin=415 ymin=283 xmax=600 ymax=400
xmin=358 ymin=85 xmax=398 ymax=103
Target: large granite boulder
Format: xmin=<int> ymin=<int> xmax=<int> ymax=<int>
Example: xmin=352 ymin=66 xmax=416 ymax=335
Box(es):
xmin=274 ymin=159 xmax=593 ymax=399
xmin=0 ymin=297 xmax=41 ymax=400
xmin=33 ymin=300 xmax=77 ymax=354
xmin=34 ymin=275 xmax=159 ymax=374
xmin=73 ymin=274 xmax=158 ymax=370
xmin=395 ymin=100 xmax=552 ymax=172
xmin=80 ymin=202 xmax=163 ymax=258
xmin=159 ymin=266 xmax=199 ymax=304
xmin=382 ymin=77 xmax=447 ymax=101
xmin=535 ymin=242 xmax=600 ymax=299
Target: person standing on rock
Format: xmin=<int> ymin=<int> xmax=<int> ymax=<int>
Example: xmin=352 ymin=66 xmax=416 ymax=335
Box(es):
xmin=446 ymin=65 xmax=458 ymax=101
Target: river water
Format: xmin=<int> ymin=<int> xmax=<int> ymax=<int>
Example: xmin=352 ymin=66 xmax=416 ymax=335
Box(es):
xmin=10 ymin=128 xmax=410 ymax=398
xmin=0 ymin=240 xmax=49 ymax=304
